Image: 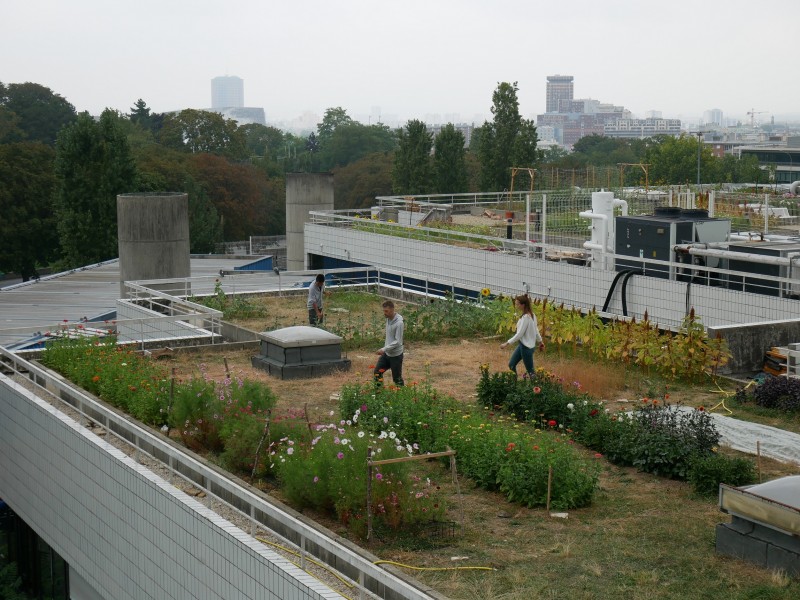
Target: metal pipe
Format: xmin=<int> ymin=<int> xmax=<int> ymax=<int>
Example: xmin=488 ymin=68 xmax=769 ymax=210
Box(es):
xmin=674 ymin=244 xmax=800 ymax=267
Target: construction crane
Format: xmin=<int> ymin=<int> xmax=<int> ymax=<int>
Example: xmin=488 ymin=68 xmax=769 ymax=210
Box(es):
xmin=747 ymin=108 xmax=768 ymax=128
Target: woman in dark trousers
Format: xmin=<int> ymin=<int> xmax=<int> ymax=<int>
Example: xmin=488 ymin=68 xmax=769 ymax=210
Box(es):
xmin=500 ymin=294 xmax=545 ymax=377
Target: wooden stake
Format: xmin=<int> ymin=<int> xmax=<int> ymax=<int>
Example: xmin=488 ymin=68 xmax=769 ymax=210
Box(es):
xmin=546 ymin=465 xmax=553 ymax=513
xmin=366 ymin=446 xmax=373 ymax=541
xmin=757 ymin=441 xmax=762 ymax=482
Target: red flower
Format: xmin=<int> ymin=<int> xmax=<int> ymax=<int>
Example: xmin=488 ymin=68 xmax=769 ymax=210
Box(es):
xmin=698 ymin=406 xmax=705 ymax=412
xmin=547 ymin=419 xmax=557 ymax=427
xmin=505 ymin=442 xmax=516 ymax=452
xmin=594 ymin=453 xmax=603 ymax=458
xmin=92 ymin=375 xmax=100 ymax=382
xmin=533 ymin=386 xmax=542 ymax=394
xmin=379 ymin=368 xmax=386 ymax=373
xmin=532 ymin=445 xmax=540 ymax=450
xmin=368 ymin=365 xmax=375 ymax=370
xmin=589 ymin=409 xmax=598 ymax=416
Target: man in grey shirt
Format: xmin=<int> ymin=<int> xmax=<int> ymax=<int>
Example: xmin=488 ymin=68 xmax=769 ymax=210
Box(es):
xmin=373 ymin=300 xmax=404 ymax=387
xmin=307 ymin=274 xmax=325 ymax=325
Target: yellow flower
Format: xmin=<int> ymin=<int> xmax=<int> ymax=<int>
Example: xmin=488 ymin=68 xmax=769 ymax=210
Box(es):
xmin=481 ymin=288 xmax=491 ymax=297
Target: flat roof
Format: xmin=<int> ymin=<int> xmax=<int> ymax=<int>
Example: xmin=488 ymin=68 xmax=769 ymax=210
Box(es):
xmin=0 ymin=258 xmax=310 ymax=348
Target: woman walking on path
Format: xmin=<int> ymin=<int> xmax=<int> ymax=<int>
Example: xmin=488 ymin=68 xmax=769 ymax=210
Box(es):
xmin=500 ymin=295 xmax=545 ymax=377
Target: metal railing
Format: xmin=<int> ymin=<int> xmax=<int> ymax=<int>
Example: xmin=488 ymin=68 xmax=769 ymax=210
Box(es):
xmin=0 ymin=348 xmax=439 ymax=600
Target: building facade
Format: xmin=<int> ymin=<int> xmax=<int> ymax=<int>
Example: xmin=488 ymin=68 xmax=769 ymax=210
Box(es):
xmin=546 ymin=75 xmax=574 ymax=113
xmin=211 ymin=75 xmax=244 ymax=109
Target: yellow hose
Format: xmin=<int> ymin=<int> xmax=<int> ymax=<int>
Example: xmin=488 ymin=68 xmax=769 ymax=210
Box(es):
xmin=374 ymin=559 xmax=496 ymax=572
xmin=255 ymin=535 xmax=355 ymax=592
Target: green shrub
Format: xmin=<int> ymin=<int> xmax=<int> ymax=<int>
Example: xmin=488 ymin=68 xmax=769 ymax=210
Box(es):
xmin=273 ymin=421 xmax=447 ymax=535
xmin=340 ymin=377 xmax=600 ymax=509
xmin=41 ymin=337 xmax=170 ymax=426
xmin=688 ymin=453 xmax=757 ymax=497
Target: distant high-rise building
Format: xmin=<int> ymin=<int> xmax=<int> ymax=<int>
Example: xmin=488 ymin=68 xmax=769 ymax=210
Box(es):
xmin=546 ymin=75 xmax=574 ymax=113
xmin=211 ymin=75 xmax=244 ymax=109
xmin=702 ymin=108 xmax=724 ymax=127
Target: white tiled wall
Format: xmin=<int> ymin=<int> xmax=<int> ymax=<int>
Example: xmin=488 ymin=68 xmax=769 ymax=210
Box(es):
xmin=0 ymin=374 xmax=343 ymax=600
xmin=306 ymin=224 xmax=800 ymax=329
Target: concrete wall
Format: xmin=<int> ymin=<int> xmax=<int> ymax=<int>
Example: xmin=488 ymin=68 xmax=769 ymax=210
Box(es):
xmin=286 ymin=174 xmax=334 ymax=271
xmin=708 ymin=319 xmax=800 ymax=374
xmin=117 ymin=193 xmax=191 ymax=298
xmin=305 ymin=223 xmax=800 ymax=371
xmin=0 ymin=374 xmax=342 ymax=600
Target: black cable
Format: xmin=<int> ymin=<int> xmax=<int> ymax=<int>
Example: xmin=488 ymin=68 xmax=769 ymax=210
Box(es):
xmin=620 ymin=269 xmax=643 ymax=317
xmin=602 ymin=269 xmax=631 ymax=313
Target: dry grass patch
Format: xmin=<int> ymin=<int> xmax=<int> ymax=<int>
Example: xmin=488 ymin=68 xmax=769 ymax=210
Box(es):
xmin=160 ymin=302 xmax=799 ymax=599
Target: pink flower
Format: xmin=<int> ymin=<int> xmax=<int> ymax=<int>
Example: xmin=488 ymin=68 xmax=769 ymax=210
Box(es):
xmin=286 ymin=447 xmax=294 ymax=455
xmin=375 ymin=473 xmax=383 ymax=480
xmin=337 ymin=452 xmax=344 ymax=460
xmin=313 ymin=476 xmax=319 ymax=483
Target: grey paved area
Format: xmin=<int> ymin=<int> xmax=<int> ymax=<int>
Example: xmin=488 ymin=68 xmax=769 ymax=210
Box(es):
xmin=0 ymin=258 xmax=313 ymax=348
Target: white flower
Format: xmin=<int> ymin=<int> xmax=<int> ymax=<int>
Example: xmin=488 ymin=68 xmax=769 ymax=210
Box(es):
xmin=388 ymin=431 xmax=397 ymax=440
xmin=287 ymin=447 xmax=294 ymax=455
xmin=340 ymin=438 xmax=349 ymax=445
xmin=354 ymin=409 xmax=361 ymax=416
xmin=346 ymin=419 xmax=352 ymax=426
xmin=357 ymin=431 xmax=365 ymax=438
xmin=352 ymin=414 xmax=359 ymax=423
xmin=396 ymin=445 xmax=403 ymax=452
xmin=567 ymin=403 xmax=574 ymax=411
xmin=379 ymin=431 xmax=387 ymax=439
xmin=329 ymin=410 xmax=335 ymax=416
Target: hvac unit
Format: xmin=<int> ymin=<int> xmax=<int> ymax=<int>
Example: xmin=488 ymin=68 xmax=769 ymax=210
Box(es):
xmin=726 ymin=242 xmax=800 ymax=297
xmin=615 ymin=207 xmax=730 ymax=280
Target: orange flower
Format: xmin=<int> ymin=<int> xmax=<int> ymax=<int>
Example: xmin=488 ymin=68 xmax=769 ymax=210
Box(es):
xmin=92 ymin=375 xmax=100 ymax=382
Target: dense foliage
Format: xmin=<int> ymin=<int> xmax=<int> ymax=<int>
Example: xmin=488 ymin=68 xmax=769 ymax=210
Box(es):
xmin=735 ymin=375 xmax=800 ymax=414
xmin=339 ymin=380 xmax=600 ymax=510
xmin=476 ymin=365 xmax=755 ymax=493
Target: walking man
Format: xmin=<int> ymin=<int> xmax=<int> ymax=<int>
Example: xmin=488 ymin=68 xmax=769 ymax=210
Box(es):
xmin=307 ymin=274 xmax=325 ymax=326
xmin=374 ymin=300 xmax=404 ymax=387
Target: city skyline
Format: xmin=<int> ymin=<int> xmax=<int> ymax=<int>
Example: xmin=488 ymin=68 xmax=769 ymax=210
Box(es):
xmin=3 ymin=0 xmax=798 ymax=128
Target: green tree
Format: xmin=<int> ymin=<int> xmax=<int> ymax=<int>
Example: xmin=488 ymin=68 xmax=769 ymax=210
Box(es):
xmin=318 ymin=122 xmax=396 ymax=170
xmin=53 ymin=110 xmax=138 ymax=267
xmin=240 ymin=123 xmax=286 ymax=158
xmin=0 ymin=82 xmax=77 ymax=145
xmin=433 ymin=124 xmax=468 ymax=194
xmin=333 ymin=152 xmax=394 ymax=209
xmin=133 ymin=144 xmax=223 ymax=253
xmin=316 ymin=107 xmax=353 ymax=146
xmin=646 ymin=134 xmax=714 ymax=185
xmin=477 ymin=82 xmax=539 ymax=191
xmin=159 ymin=109 xmax=247 ymax=160
xmin=0 ymin=142 xmax=59 ymax=279
xmin=187 ymin=153 xmax=275 ymax=240
xmin=0 ymin=105 xmax=23 ymax=143
xmin=393 ymin=119 xmax=433 ymax=194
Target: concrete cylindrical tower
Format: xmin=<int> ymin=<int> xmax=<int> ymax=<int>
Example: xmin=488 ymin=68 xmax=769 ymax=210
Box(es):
xmin=286 ymin=173 xmax=334 ymax=271
xmin=117 ymin=193 xmax=191 ymax=297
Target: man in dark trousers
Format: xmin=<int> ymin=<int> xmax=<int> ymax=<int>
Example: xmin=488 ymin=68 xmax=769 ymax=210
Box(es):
xmin=373 ymin=300 xmax=405 ymax=386
xmin=307 ymin=274 xmax=325 ymax=325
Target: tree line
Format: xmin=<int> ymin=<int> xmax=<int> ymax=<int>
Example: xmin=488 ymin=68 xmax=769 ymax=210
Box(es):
xmin=0 ymin=80 xmax=761 ymax=280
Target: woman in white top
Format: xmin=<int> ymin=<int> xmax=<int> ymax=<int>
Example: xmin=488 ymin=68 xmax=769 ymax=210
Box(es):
xmin=500 ymin=294 xmax=545 ymax=377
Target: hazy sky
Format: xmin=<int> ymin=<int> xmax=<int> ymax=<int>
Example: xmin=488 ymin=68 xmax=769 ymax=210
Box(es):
xmin=3 ymin=0 xmax=798 ymax=127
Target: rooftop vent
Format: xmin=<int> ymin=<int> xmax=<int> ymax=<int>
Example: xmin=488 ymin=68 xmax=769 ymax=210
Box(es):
xmin=251 ymin=326 xmax=351 ymax=380
xmin=716 ymin=475 xmax=800 ymax=575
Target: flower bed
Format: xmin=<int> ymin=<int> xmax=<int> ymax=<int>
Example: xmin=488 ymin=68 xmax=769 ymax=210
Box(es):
xmin=339 ymin=380 xmax=600 ymax=510
xmin=477 ymin=365 xmax=756 ymax=493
